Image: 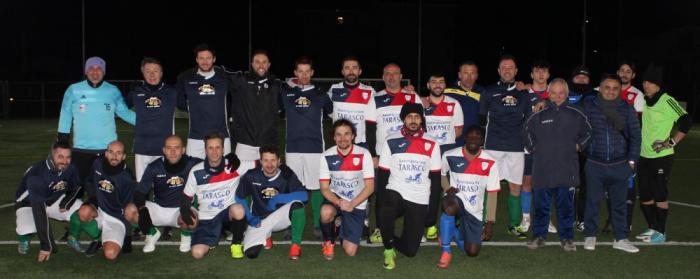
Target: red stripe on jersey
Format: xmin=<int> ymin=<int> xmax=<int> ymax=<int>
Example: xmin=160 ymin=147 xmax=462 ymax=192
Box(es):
xmin=390 ymin=92 xmax=416 ymax=106
xmin=208 ymin=168 xmax=240 ymax=183
xmin=464 ymin=157 xmax=495 ymax=176
xmin=344 ymin=88 xmax=372 ymax=104
xmin=405 ymin=138 xmax=437 ymax=157
xmin=429 ymin=101 xmax=456 ymax=116
xmin=339 ymin=153 xmax=365 ymax=171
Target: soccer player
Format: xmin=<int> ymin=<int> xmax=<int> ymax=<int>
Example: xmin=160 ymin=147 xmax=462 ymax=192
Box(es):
xmin=15 ymin=142 xmax=83 ymax=261
xmin=377 ymin=103 xmax=441 ymax=270
xmin=57 ymin=56 xmax=135 ymax=193
xmin=180 ymin=132 xmax=245 ymax=259
xmin=228 ymin=50 xmax=282 ymax=174
xmin=229 ymin=147 xmax=308 ymax=259
xmin=423 ymin=73 xmax=463 ymax=240
xmin=444 ymin=60 xmax=484 ymax=146
xmin=437 ymin=125 xmax=500 ymax=268
xmin=126 ymin=57 xmax=178 ymax=181
xmin=280 ymin=57 xmax=333 ymax=241
xmin=134 ymin=135 xmax=206 ymax=253
xmin=370 ymin=63 xmax=420 ymax=243
xmin=636 ymin=64 xmax=690 ymax=243
xmin=176 ymin=43 xmax=231 ymax=159
xmin=479 ymin=54 xmax=531 ymax=239
xmin=70 ymin=140 xmax=138 ymax=260
xmin=319 ymin=119 xmax=375 ymax=259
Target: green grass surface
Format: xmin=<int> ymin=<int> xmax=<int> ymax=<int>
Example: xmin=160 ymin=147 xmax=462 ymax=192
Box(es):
xmin=1 ymin=119 xmax=699 ymax=278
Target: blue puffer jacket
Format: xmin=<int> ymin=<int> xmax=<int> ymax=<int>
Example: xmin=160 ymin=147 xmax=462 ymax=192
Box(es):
xmin=582 ymin=96 xmax=640 ymax=165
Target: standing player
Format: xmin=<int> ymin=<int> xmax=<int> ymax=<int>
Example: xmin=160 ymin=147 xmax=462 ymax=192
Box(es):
xmin=636 ymin=64 xmax=690 ymax=243
xmin=126 ymin=57 xmax=178 ymax=181
xmin=437 ymin=125 xmax=500 ymax=268
xmin=134 ymin=135 xmax=205 ymax=253
xmin=423 ymin=73 xmax=463 ymax=240
xmin=377 ymin=103 xmax=441 ymax=270
xmin=176 ymin=43 xmax=231 ymax=159
xmin=71 ymin=140 xmax=138 ymax=260
xmin=229 ymin=147 xmax=308 ymax=259
xmin=319 ymin=119 xmax=375 ymax=259
xmin=280 ymin=57 xmax=333 ymax=240
xmin=15 ymin=142 xmax=83 ymax=261
xmin=370 ymin=63 xmax=420 ymax=243
xmin=479 ymin=54 xmax=531 ymax=239
xmin=444 ymin=60 xmax=484 ymax=146
xmin=180 ymin=132 xmax=244 ymax=259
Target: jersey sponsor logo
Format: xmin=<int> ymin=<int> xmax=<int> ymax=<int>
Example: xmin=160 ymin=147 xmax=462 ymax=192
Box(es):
xmin=294 ymin=96 xmax=311 ymax=108
xmin=209 ymin=199 xmax=225 ymax=210
xmin=261 ymin=187 xmax=279 ymax=199
xmin=467 ymin=195 xmax=477 ymax=206
xmin=145 ymin=97 xmax=162 ymax=108
xmin=198 ymin=84 xmax=215 ymax=95
xmin=433 ymin=131 xmax=449 ymax=143
xmin=501 ymin=95 xmax=518 ymax=106
xmin=541 ymin=119 xmax=554 ymax=124
xmin=50 ymin=180 xmax=67 ymax=192
xmin=456 ymin=181 xmax=480 ymax=193
xmin=405 ymin=172 xmax=423 ymax=183
xmin=98 ymin=179 xmax=114 ymax=193
xmin=387 ymin=124 xmax=402 ymax=133
xmin=167 ymin=176 xmax=185 ymax=188
xmin=339 ymin=189 xmax=355 ymax=199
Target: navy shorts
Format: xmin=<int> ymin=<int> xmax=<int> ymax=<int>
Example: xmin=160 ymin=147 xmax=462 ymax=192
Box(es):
xmin=192 ymin=207 xmax=231 ymax=247
xmin=324 ymin=202 xmax=365 ymax=245
xmin=456 ymin=199 xmax=483 ymax=246
xmin=523 ymin=153 xmax=533 ymax=176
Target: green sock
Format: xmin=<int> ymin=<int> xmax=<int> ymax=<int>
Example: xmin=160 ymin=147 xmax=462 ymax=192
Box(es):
xmin=81 ymin=219 xmax=101 ymax=240
xmin=149 ymin=227 xmax=158 ymax=236
xmin=507 ymin=194 xmax=522 ymax=228
xmin=17 ymin=234 xmax=32 ymax=242
xmin=69 ymin=211 xmax=82 ymax=238
xmin=311 ymin=190 xmax=323 ymax=229
xmin=180 ymin=230 xmax=192 ymax=237
xmin=290 ymin=207 xmax=306 ymax=244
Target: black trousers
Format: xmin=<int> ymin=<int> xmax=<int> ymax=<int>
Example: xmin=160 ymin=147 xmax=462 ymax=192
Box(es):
xmin=379 ymin=189 xmax=427 ymax=257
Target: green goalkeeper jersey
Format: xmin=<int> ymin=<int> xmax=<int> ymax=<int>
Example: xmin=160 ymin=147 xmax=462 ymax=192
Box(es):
xmin=641 ymin=93 xmax=686 ymax=159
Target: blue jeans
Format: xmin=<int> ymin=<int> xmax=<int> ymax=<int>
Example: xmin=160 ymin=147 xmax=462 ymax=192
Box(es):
xmin=533 ymin=186 xmax=575 ymax=240
xmin=584 ymin=161 xmax=632 ymax=240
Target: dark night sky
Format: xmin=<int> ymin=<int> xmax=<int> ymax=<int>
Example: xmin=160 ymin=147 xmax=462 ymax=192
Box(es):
xmin=1 ymin=0 xmax=698 ymax=116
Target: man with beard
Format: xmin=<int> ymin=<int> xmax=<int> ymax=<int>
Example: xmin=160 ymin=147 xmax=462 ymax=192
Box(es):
xmin=176 ymin=43 xmax=231 ymax=159
xmin=377 ymin=103 xmax=441 ymax=270
xmin=436 ymin=125 xmax=500 ymax=268
xmin=228 ymin=50 xmax=282 ymax=174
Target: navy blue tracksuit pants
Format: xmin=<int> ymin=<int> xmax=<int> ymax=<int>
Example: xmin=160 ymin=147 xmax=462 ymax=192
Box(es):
xmin=533 ymin=186 xmax=575 ymax=240
xmin=584 ymin=161 xmax=632 ymax=240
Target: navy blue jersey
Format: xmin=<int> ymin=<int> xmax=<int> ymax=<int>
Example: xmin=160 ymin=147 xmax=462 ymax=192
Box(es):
xmin=136 ymin=156 xmax=202 ymax=208
xmin=126 ymin=82 xmax=177 ymax=156
xmin=280 ymin=81 xmax=333 ymax=153
xmin=88 ymin=158 xmax=136 ymax=218
xmin=235 ymin=166 xmax=305 ymax=218
xmin=479 ymin=82 xmax=532 ymax=152
xmin=444 ymin=83 xmax=483 ymax=143
xmin=176 ymin=68 xmax=230 ymax=139
xmin=15 ymin=160 xmax=81 ymax=207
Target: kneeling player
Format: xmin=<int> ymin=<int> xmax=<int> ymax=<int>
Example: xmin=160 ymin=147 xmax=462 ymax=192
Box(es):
xmin=230 ymin=146 xmax=308 ymax=260
xmin=180 ymin=132 xmax=244 ymax=259
xmin=134 ymin=135 xmax=206 ymax=253
xmin=15 ymin=142 xmax=83 ymax=261
xmin=70 ymin=140 xmax=138 ymax=260
xmin=437 ymin=126 xmax=500 ymax=268
xmin=318 ymin=119 xmax=374 ymax=259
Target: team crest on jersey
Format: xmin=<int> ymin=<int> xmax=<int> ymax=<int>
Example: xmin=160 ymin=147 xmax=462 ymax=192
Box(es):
xmin=405 ymin=95 xmax=412 ymax=101
xmin=167 ymin=176 xmax=184 ymax=187
xmin=98 ymin=179 xmax=114 ymax=193
xmin=144 ymin=97 xmax=162 ymax=108
xmin=50 ymin=180 xmax=67 ymax=192
xmin=628 ymin=94 xmax=634 ymax=100
xmin=294 ymin=96 xmax=311 ymax=108
xmin=362 ymin=92 xmax=369 ymax=100
xmin=447 ymin=105 xmax=453 ymax=112
xmin=352 ymin=157 xmax=361 ymax=166
xmin=261 ymin=187 xmax=279 ymax=199
xmin=482 ymin=162 xmax=489 ymax=170
xmin=198 ymin=84 xmax=215 ymax=95
xmin=501 ymin=95 xmax=518 ymax=106
xmin=424 ymin=142 xmax=433 ymax=151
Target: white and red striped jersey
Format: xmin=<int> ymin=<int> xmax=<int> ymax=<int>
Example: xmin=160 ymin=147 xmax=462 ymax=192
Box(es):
xmin=374 ymin=89 xmax=420 ymax=155
xmin=378 ymin=134 xmax=441 ymax=205
xmin=183 ymin=162 xmax=242 ymax=220
xmin=319 ymin=144 xmax=374 ymax=210
xmin=328 ymin=82 xmax=377 ymax=144
xmin=425 ymin=95 xmax=464 ymax=145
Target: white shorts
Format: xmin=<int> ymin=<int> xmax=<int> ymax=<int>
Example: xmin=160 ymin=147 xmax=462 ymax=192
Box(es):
xmin=135 ymin=154 xmax=161 ymax=182
xmin=235 ymin=143 xmax=259 ymax=175
xmin=144 ymin=201 xmax=180 ymax=227
xmin=187 ymin=138 xmax=232 ymax=160
xmin=286 ymin=153 xmax=321 ymax=190
xmin=96 ymin=209 xmax=127 ymax=247
xmin=15 ymin=195 xmax=83 ymax=235
xmin=485 ymin=150 xmax=524 ymax=185
xmin=243 ymin=202 xmax=298 ymax=251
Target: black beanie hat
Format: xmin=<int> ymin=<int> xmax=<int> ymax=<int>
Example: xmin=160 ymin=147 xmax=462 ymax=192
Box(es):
xmin=642 ymin=63 xmax=664 ymax=87
xmin=400 ymin=103 xmax=426 ymax=127
xmin=571 ymin=65 xmax=591 ymax=79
